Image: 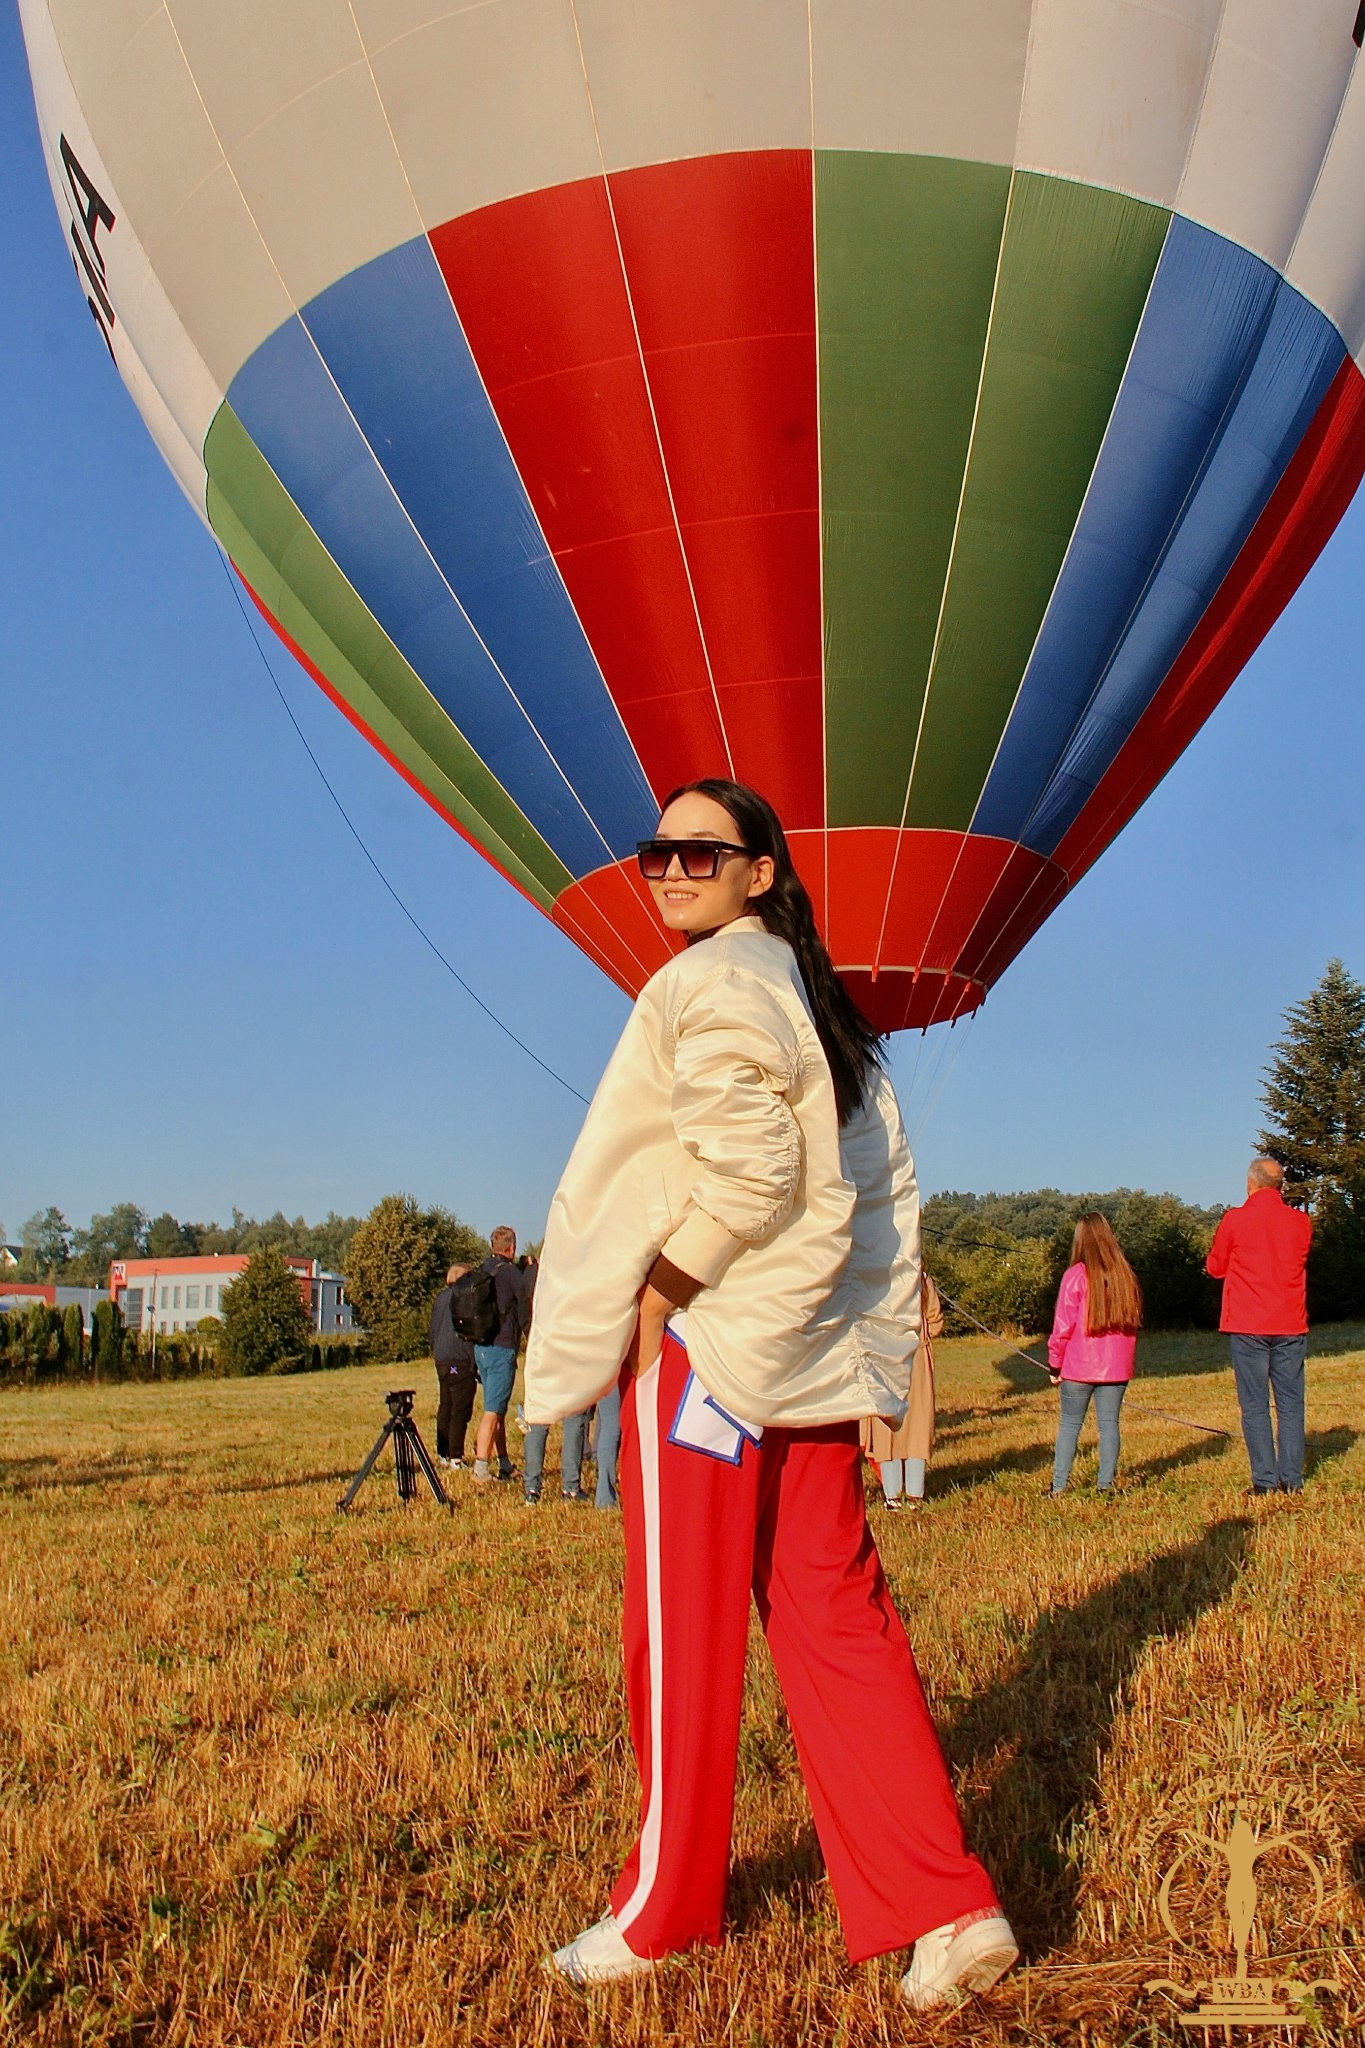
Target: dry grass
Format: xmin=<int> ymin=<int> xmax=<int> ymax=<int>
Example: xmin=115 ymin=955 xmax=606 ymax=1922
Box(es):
xmin=1 ymin=1333 xmax=1361 ymax=2046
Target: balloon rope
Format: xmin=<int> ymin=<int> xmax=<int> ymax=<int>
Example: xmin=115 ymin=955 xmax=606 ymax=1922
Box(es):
xmin=906 ymin=1007 xmax=977 ymax=1151
xmin=218 ymin=552 xmax=591 ymax=1107
xmin=932 ymin=1284 xmax=1232 ymax=1439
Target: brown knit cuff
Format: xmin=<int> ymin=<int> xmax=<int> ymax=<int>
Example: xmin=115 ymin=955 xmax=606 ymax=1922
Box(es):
xmin=646 ymin=1254 xmax=704 ymax=1309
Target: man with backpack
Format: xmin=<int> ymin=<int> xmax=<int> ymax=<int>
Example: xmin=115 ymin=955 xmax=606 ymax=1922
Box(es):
xmin=429 ymin=1262 xmax=479 ymax=1469
xmin=469 ymin=1225 xmax=528 ymax=1484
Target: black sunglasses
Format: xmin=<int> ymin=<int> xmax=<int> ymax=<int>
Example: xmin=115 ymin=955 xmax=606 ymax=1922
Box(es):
xmin=636 ymin=837 xmax=752 ymax=881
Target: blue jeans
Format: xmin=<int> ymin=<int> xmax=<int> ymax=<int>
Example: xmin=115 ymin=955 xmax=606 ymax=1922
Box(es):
xmin=1052 ymin=1380 xmax=1127 ymax=1492
xmin=593 ymin=1384 xmax=622 ymax=1508
xmin=474 ymin=1344 xmax=517 ymax=1416
xmin=1229 ymin=1334 xmax=1306 ymax=1490
xmin=523 ymin=1408 xmax=589 ymax=1498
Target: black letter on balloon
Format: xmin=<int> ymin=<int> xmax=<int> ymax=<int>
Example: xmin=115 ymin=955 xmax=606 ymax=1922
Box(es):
xmin=59 ymin=134 xmax=115 ymax=276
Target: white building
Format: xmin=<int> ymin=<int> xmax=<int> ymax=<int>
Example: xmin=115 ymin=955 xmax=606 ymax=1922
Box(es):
xmin=110 ymin=1255 xmax=354 ymax=1336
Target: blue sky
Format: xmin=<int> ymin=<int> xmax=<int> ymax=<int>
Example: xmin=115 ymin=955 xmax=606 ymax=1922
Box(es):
xmin=4 ymin=7 xmax=1363 ymax=1249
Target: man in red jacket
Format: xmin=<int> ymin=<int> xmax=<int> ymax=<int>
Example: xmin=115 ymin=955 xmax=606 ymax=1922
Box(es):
xmin=1205 ymin=1159 xmax=1313 ymax=1495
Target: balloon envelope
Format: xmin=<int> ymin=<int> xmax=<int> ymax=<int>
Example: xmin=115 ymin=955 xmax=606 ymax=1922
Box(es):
xmin=21 ymin=1 xmax=1365 ymax=1029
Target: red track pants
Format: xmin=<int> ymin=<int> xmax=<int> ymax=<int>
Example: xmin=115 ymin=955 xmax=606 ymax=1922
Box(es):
xmin=609 ymin=1329 xmax=1000 ymax=1963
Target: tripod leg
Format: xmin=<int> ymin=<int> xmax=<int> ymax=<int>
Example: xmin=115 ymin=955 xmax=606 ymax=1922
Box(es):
xmin=394 ymin=1422 xmax=417 ymax=1502
xmin=401 ymin=1418 xmax=453 ymax=1510
xmin=336 ymin=1420 xmax=396 ymax=1513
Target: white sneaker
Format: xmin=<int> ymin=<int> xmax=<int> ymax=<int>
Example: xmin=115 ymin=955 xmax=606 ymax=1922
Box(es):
xmin=546 ymin=1913 xmax=654 ymax=1986
xmin=899 ymin=1914 xmax=1018 ymax=2010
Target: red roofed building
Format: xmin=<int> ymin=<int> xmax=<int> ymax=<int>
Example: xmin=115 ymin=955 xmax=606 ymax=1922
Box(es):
xmin=109 ymin=1256 xmax=352 ymax=1335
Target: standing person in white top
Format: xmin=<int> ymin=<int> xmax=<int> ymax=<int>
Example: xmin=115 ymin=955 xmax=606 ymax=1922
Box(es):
xmin=525 ymin=779 xmax=1016 ymax=2011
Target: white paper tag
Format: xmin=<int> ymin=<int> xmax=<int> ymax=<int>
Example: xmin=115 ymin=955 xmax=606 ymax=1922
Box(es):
xmin=667 ymin=1368 xmax=763 ymax=1465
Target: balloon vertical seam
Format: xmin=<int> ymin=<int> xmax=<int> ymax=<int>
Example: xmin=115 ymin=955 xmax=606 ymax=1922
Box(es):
xmin=565 ymin=0 xmax=737 ymax=786
xmin=343 ymin=0 xmax=665 ymax=850
xmin=868 ymin=167 xmax=1019 ymax=983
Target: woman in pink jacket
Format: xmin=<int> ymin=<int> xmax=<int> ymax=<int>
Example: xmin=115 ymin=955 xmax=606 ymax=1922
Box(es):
xmin=1047 ymin=1213 xmax=1141 ymax=1496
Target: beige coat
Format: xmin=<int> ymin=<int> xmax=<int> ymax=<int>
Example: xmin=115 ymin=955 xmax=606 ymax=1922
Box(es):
xmin=524 ymin=918 xmax=922 ymax=1430
xmin=861 ymin=1274 xmax=942 ymax=1464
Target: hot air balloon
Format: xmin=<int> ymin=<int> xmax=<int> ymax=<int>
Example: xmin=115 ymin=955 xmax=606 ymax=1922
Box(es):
xmin=20 ymin=1 xmax=1365 ymax=1032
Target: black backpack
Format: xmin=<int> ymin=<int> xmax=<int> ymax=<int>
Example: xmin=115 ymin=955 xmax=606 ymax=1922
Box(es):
xmin=449 ymin=1267 xmax=502 ymax=1345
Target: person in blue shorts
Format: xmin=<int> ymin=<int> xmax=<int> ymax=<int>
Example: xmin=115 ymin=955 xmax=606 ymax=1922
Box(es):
xmin=471 ymin=1225 xmax=528 ymax=1483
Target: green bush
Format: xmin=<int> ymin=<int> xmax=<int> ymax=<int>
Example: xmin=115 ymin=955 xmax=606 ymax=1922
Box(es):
xmin=277 ymin=1332 xmax=368 ymax=1377
xmin=61 ymin=1303 xmax=84 ymax=1378
xmin=90 ymin=1298 xmax=125 ymax=1381
xmin=26 ymin=1303 xmax=63 ymax=1378
xmin=932 ymin=1237 xmax=1053 ymax=1338
xmin=146 ymin=1332 xmax=218 ymax=1380
xmin=0 ymin=1309 xmax=368 ymax=1392
xmin=220 ymin=1247 xmax=311 ymax=1376
xmin=363 ymin=1305 xmax=432 ymax=1364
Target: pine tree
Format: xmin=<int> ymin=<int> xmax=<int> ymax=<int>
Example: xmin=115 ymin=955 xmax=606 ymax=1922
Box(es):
xmin=220 ymin=1247 xmax=311 ymax=1376
xmin=1258 ymin=959 xmax=1365 ymax=1209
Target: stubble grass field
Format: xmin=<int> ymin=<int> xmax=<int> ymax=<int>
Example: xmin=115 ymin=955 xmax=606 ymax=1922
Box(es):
xmin=1 ymin=1329 xmax=1362 ymax=2047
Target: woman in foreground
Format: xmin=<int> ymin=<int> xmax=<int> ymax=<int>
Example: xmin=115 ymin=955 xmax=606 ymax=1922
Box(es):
xmin=1047 ymin=1212 xmax=1141 ymax=1494
xmin=523 ymin=779 xmax=1016 ymax=2010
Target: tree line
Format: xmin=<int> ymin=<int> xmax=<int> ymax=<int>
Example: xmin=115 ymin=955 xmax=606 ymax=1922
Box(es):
xmin=923 ymin=1187 xmax=1223 ymax=1337
xmin=3 ymin=1203 xmax=366 ymax=1285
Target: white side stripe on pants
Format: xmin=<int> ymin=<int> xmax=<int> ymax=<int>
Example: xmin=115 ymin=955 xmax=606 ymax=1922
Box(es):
xmin=614 ymin=1350 xmax=663 ymax=1936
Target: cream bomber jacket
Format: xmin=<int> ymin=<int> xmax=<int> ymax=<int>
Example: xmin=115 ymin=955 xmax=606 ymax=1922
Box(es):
xmin=523 ymin=917 xmax=923 ymax=1430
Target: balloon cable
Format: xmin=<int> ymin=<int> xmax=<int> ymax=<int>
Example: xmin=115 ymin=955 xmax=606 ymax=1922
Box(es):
xmin=217 ymin=552 xmax=590 ymax=1107
xmin=931 ymin=1282 xmax=1231 ymax=1439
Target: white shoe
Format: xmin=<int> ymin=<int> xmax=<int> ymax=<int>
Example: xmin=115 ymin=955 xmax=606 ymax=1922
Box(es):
xmin=547 ymin=1913 xmax=654 ymax=1985
xmin=899 ymin=1914 xmax=1018 ymax=2010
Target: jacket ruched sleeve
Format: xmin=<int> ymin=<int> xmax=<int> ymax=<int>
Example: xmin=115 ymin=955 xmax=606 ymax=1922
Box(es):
xmin=655 ymin=968 xmax=805 ymax=1290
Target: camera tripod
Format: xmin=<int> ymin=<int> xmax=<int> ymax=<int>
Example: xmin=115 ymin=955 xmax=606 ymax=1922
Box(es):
xmin=336 ymin=1389 xmax=452 ymax=1513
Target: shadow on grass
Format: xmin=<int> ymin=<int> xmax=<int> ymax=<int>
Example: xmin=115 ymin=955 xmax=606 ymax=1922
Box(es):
xmin=933 ymin=1397 xmax=1031 ymax=1441
xmin=1303 ymin=1424 xmax=1357 ymax=1479
xmin=0 ymin=1451 xmax=194 ymax=1496
xmin=729 ymin=1822 xmax=825 ymax=1935
xmin=206 ymin=1468 xmax=359 ymax=1498
xmin=991 ymin=1344 xmax=1053 ymax=1397
xmin=1125 ymin=1431 xmax=1231 ymax=1486
xmin=945 ymin=1515 xmax=1253 ymax=1957
xmin=930 ymin=1439 xmax=1053 ymax=1496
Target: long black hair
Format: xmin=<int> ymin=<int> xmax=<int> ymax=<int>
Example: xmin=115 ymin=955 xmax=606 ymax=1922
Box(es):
xmin=661 ymin=779 xmax=884 ymax=1124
